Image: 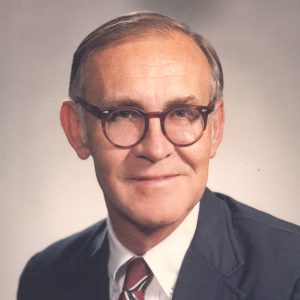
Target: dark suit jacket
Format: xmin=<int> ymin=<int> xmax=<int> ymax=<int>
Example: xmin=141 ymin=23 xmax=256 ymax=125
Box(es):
xmin=18 ymin=189 xmax=300 ymax=299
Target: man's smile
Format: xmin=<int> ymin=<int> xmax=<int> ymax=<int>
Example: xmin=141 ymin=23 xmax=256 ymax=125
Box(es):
xmin=127 ymin=174 xmax=181 ymax=185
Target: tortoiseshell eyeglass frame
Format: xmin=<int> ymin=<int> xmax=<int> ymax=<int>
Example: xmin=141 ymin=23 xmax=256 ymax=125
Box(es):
xmin=74 ymin=97 xmax=215 ymax=148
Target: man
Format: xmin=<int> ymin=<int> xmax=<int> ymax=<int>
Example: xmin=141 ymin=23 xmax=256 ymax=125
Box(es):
xmin=18 ymin=11 xmax=300 ymax=300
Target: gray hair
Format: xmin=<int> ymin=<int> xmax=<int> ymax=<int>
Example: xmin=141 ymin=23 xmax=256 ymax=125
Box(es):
xmin=69 ymin=11 xmax=224 ymax=103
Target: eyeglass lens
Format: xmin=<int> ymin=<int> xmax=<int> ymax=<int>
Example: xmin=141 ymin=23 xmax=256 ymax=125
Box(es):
xmin=105 ymin=109 xmax=146 ymax=147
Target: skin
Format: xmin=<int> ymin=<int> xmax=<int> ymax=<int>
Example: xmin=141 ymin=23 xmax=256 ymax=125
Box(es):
xmin=61 ymin=31 xmax=224 ymax=255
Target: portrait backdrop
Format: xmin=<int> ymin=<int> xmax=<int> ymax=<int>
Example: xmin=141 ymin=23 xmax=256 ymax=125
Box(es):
xmin=1 ymin=0 xmax=300 ymax=299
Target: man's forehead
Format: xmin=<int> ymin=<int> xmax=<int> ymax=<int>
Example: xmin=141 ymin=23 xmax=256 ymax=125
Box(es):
xmin=86 ymin=31 xmax=209 ymax=71
xmin=82 ymin=32 xmax=212 ymax=105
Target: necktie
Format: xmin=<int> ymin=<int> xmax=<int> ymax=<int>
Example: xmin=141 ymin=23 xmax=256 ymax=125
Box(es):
xmin=119 ymin=257 xmax=153 ymax=300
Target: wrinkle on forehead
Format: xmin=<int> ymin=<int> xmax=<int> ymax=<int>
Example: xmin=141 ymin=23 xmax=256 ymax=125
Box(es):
xmin=130 ymin=61 xmax=192 ymax=80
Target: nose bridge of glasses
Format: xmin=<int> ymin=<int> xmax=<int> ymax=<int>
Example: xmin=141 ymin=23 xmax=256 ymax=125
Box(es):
xmin=145 ymin=111 xmax=163 ymax=119
xmin=144 ymin=111 xmax=166 ymax=134
xmin=142 ymin=111 xmax=169 ymax=143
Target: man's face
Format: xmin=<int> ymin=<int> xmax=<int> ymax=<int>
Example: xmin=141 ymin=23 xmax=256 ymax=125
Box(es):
xmin=82 ymin=32 xmax=224 ymax=234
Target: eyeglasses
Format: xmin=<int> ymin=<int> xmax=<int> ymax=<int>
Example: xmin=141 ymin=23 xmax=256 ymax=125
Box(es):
xmin=74 ymin=97 xmax=215 ymax=149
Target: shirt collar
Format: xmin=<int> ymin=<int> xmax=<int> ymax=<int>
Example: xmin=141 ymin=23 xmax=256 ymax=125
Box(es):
xmin=107 ymin=217 xmax=135 ymax=282
xmin=107 ymin=202 xmax=199 ymax=298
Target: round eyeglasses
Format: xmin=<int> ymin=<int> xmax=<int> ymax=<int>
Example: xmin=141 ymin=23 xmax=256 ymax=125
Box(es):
xmin=74 ymin=97 xmax=215 ymax=149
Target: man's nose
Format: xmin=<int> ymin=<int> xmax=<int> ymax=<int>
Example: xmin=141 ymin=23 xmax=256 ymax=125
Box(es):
xmin=132 ymin=118 xmax=174 ymax=162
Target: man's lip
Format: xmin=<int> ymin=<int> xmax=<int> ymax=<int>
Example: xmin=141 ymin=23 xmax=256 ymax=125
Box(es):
xmin=128 ymin=174 xmax=180 ymax=181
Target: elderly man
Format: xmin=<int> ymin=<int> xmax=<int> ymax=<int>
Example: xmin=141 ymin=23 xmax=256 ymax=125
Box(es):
xmin=18 ymin=12 xmax=300 ymax=300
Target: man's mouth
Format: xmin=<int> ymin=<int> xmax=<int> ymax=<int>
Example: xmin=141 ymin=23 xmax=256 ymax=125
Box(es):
xmin=128 ymin=174 xmax=180 ymax=184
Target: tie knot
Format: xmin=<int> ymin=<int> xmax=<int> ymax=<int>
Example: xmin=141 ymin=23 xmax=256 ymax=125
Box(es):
xmin=124 ymin=257 xmax=152 ymax=290
xmin=119 ymin=257 xmax=153 ymax=300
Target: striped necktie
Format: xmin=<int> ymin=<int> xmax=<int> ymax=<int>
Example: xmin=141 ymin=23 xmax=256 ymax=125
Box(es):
xmin=119 ymin=257 xmax=153 ymax=300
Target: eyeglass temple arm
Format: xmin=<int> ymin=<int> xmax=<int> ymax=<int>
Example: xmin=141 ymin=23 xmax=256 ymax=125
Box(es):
xmin=73 ymin=97 xmax=106 ymax=118
xmin=200 ymin=101 xmax=215 ymax=115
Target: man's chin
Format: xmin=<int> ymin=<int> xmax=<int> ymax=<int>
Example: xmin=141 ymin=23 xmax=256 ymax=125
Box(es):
xmin=127 ymin=214 xmax=183 ymax=236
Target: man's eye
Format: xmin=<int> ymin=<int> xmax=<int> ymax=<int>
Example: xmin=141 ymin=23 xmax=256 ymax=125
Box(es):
xmin=109 ymin=109 xmax=140 ymax=122
xmin=175 ymin=109 xmax=188 ymax=117
xmin=118 ymin=110 xmax=131 ymax=118
xmin=170 ymin=107 xmax=199 ymax=120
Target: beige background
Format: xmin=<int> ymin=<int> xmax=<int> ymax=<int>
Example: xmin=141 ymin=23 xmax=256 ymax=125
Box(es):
xmin=1 ymin=0 xmax=300 ymax=299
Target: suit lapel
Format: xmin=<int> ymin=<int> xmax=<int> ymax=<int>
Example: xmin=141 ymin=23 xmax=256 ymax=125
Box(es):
xmin=172 ymin=189 xmax=245 ymax=300
xmin=85 ymin=237 xmax=110 ymax=300
xmin=65 ymin=222 xmax=110 ymax=300
xmin=172 ymin=247 xmax=244 ymax=300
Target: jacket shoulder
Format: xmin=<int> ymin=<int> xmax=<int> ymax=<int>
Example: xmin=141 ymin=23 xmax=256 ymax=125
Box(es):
xmin=18 ymin=220 xmax=108 ymax=300
xmin=31 ymin=220 xmax=107 ymax=264
xmin=216 ymin=192 xmax=300 ymax=236
xmin=215 ymin=192 xmax=300 ymax=272
xmin=211 ymin=192 xmax=300 ymax=297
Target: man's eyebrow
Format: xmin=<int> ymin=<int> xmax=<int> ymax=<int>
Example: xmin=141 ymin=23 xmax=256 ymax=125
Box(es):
xmin=163 ymin=96 xmax=200 ymax=108
xmin=97 ymin=95 xmax=201 ymax=110
xmin=97 ymin=97 xmax=143 ymax=109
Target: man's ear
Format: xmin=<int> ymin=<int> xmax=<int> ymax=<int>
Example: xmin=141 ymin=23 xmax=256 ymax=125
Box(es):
xmin=209 ymin=99 xmax=225 ymax=158
xmin=60 ymin=100 xmax=90 ymax=160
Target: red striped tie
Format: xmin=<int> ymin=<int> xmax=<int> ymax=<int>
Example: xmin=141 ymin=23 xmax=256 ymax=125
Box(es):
xmin=119 ymin=257 xmax=153 ymax=300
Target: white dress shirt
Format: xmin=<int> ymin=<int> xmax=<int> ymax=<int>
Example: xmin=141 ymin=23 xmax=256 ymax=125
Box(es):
xmin=107 ymin=202 xmax=199 ymax=300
